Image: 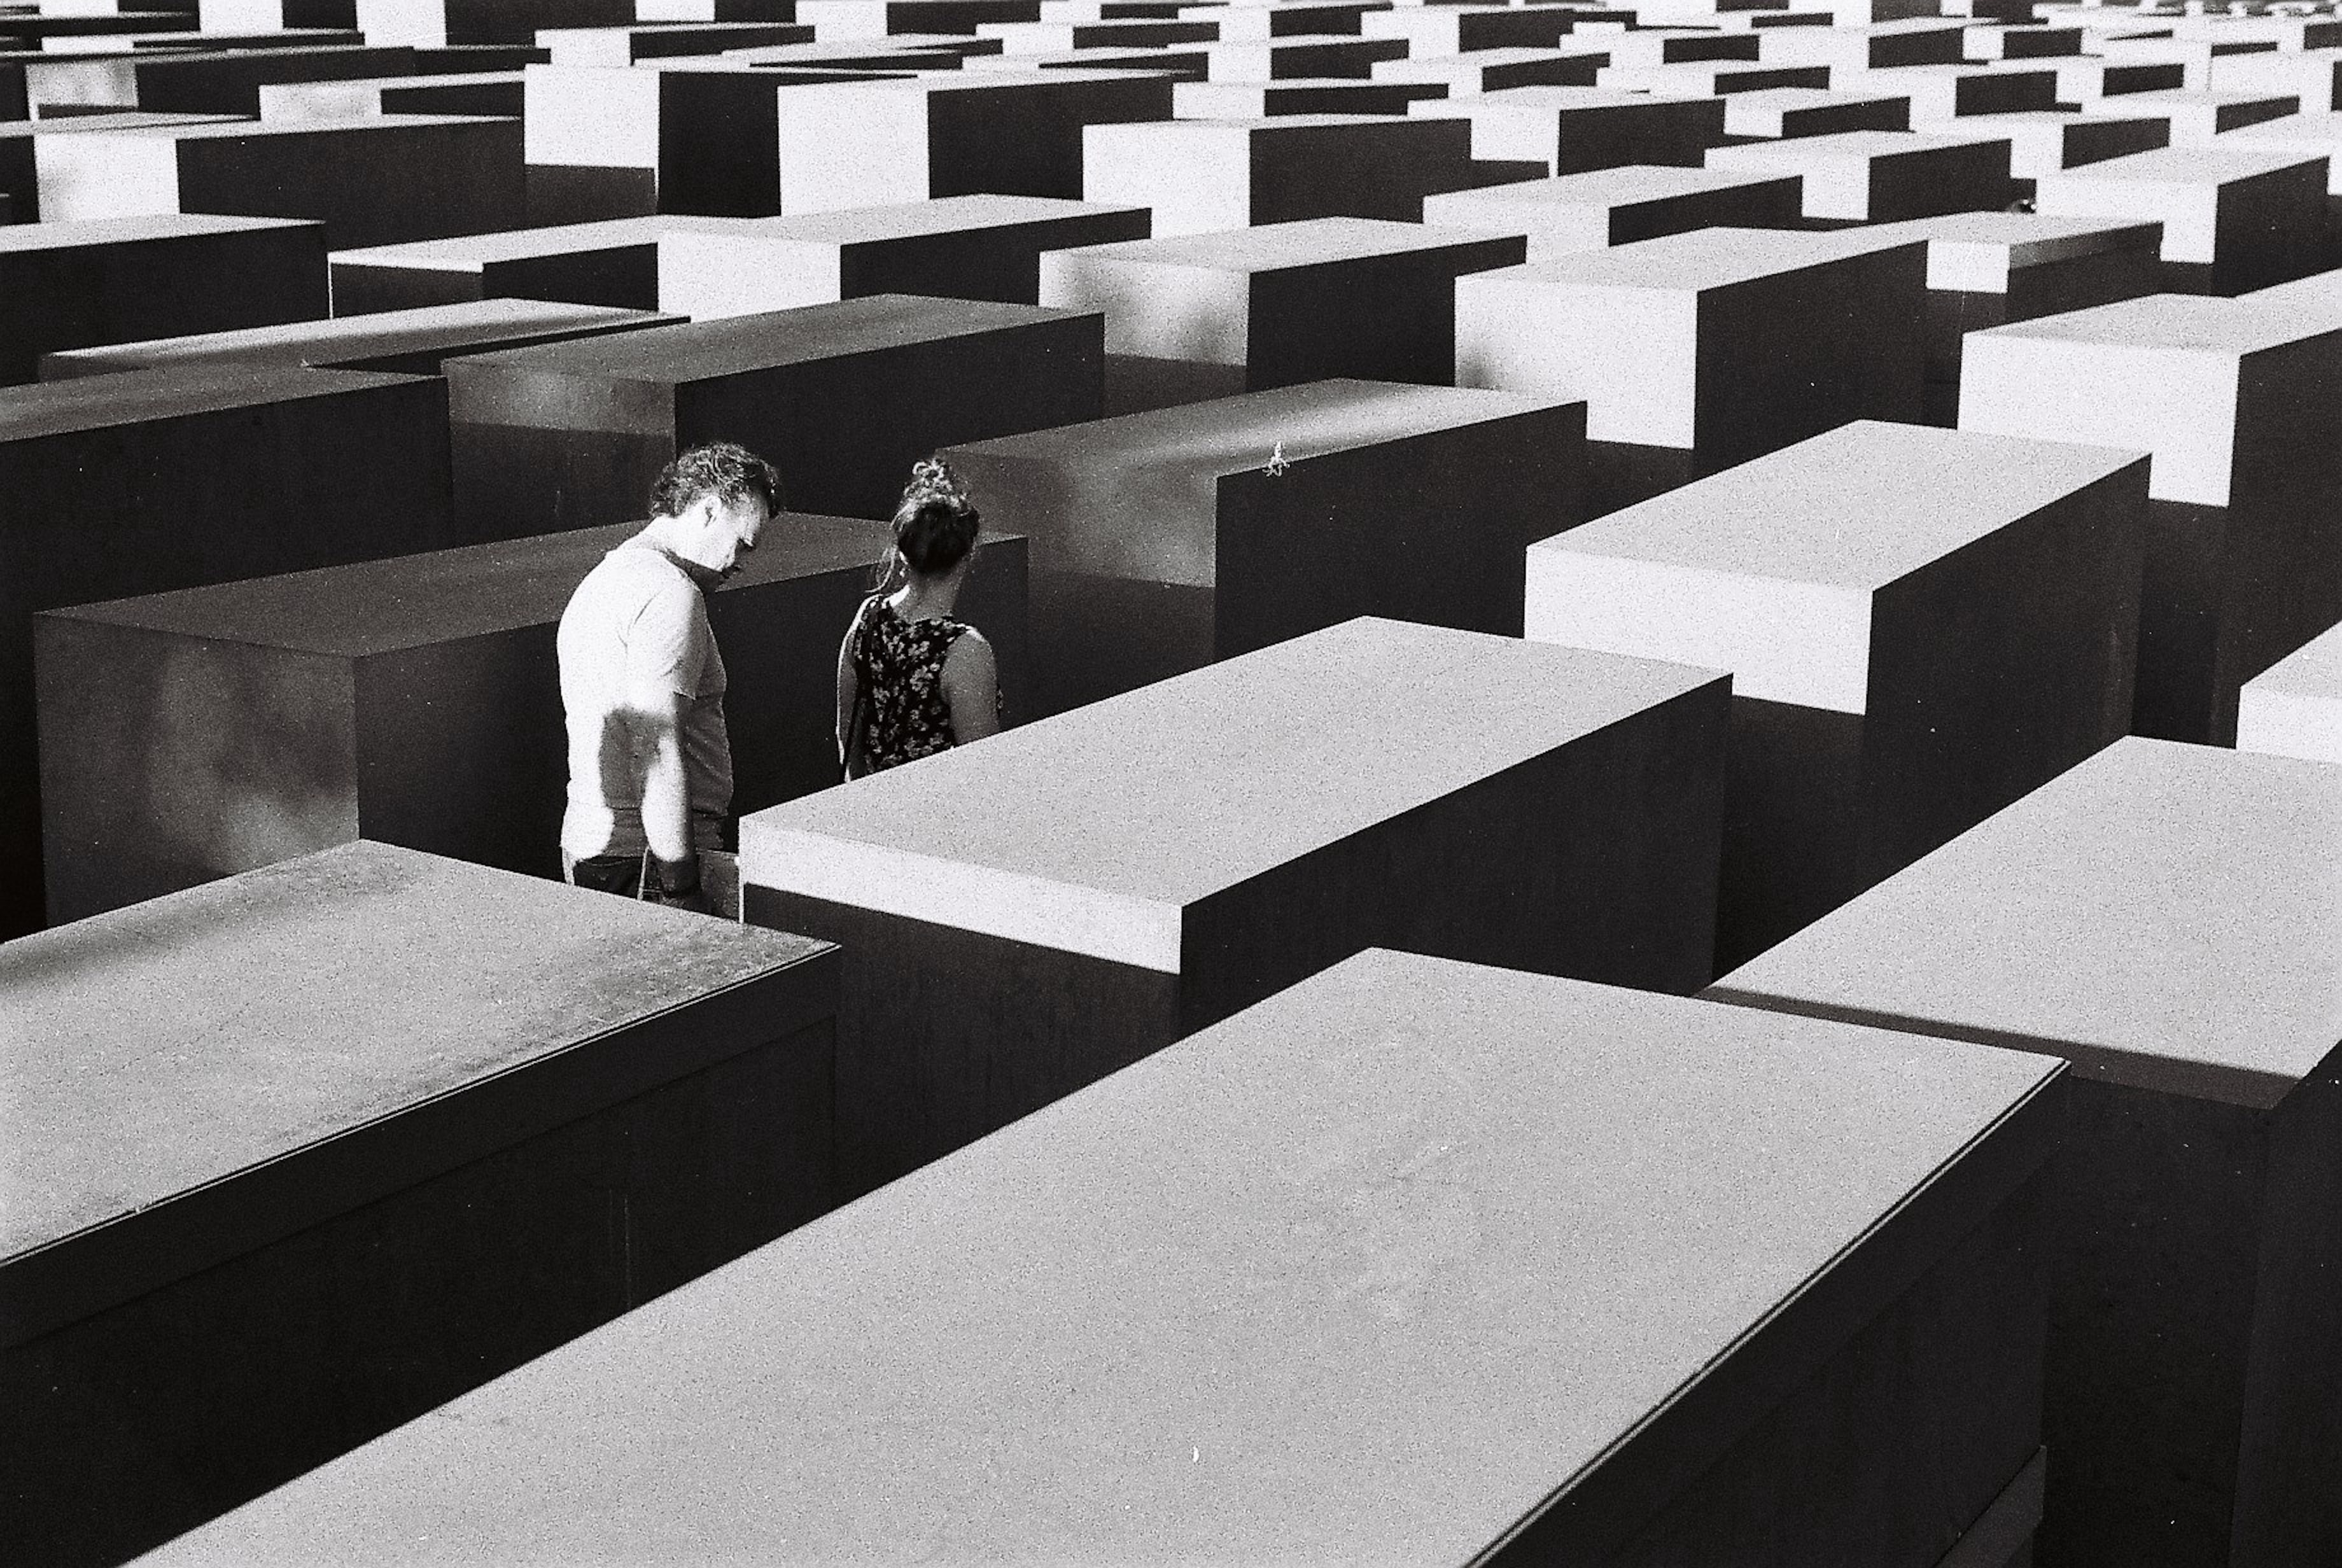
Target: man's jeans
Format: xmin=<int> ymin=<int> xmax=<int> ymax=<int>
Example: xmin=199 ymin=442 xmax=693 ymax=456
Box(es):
xmin=563 ymin=851 xmax=644 ymax=898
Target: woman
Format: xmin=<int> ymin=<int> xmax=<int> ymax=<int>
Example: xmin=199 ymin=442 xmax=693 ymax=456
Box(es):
xmin=837 ymin=458 xmax=1002 ymax=779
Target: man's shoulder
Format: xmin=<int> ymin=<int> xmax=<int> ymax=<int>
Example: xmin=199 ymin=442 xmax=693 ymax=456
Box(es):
xmin=564 ymin=535 xmax=698 ymax=619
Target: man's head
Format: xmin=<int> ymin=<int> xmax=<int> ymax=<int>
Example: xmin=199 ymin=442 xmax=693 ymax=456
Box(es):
xmin=649 ymin=442 xmax=782 ymax=580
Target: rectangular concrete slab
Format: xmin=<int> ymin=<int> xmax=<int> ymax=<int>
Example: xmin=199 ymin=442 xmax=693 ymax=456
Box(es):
xmin=1082 ymin=112 xmax=1480 ymax=232
xmin=1720 ymin=84 xmax=1914 ymax=137
xmin=2236 ymin=617 xmax=2342 ymax=767
xmin=445 ymin=292 xmax=1103 ymax=533
xmin=1528 ymin=418 xmax=2146 ymax=967
xmin=1422 ymin=163 xmax=1806 ymax=257
xmin=943 ymin=377 xmax=1584 ymax=713
xmin=1 ymin=839 xmax=837 ymax=1568
xmin=771 ymin=68 xmax=1174 ymax=212
xmin=1410 ymin=84 xmax=1728 ymax=174
xmin=1944 ymin=106 xmax=2170 ymax=182
xmin=1455 ymin=224 xmax=1926 ymax=459
xmin=36 ymin=296 xmax=675 ymax=376
xmin=0 ymin=109 xmax=241 ymax=223
xmin=1371 ymin=45 xmax=1611 ymax=95
xmin=1038 ymin=215 xmax=1524 ymax=409
xmin=357 ymin=0 xmax=633 ymax=48
xmin=1704 ymin=126 xmax=2016 ymax=220
xmin=1707 ymin=737 xmax=2342 ymax=1566
xmin=657 ymin=193 xmax=1150 ymax=317
xmin=0 ymin=362 xmax=454 ymax=939
xmin=740 ymin=619 xmax=1727 ymax=1187
xmin=1853 ymin=209 xmax=2162 ymax=417
xmin=32 ymin=112 xmax=525 ymax=248
xmin=254 ymin=67 xmax=524 ymax=119
xmin=1959 ymin=292 xmax=2342 ymax=741
xmin=2033 ymin=142 xmax=2328 ymax=290
xmin=32 ymin=514 xmax=1026 ymax=918
xmin=0 ymin=211 xmax=326 ymax=384
xmin=136 ymin=945 xmax=2061 ymax=1568
xmin=328 ymin=214 xmax=775 ymax=313
xmin=2078 ymin=85 xmax=2303 ymax=147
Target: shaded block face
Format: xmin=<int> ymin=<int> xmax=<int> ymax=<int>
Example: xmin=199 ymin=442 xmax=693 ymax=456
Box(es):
xmin=1843 ymin=62 xmax=2059 ymax=122
xmin=134 ymin=946 xmax=2061 ymax=1568
xmin=0 ymin=213 xmax=327 ymax=386
xmin=2079 ymin=88 xmax=2304 ymax=148
xmin=1707 ymin=739 xmax=2342 ymax=1568
xmin=256 ymin=71 xmax=529 ymax=122
xmin=657 ymin=194 xmax=1151 ymax=317
xmin=0 ymin=841 xmax=838 ymax=1568
xmin=772 ymin=70 xmax=1175 ymax=213
xmin=2033 ymin=144 xmax=2329 ymax=293
xmin=1704 ymin=127 xmax=2016 ymax=221
xmin=37 ymin=298 xmax=677 ymax=378
xmin=1455 ymin=226 xmax=1926 ymax=463
xmin=1529 ymin=420 xmax=2149 ymax=968
xmin=2236 ymin=619 xmax=2342 ymax=767
xmin=1371 ymin=46 xmax=1610 ymax=94
xmin=1413 ymin=87 xmax=1728 ymax=174
xmin=32 ymin=115 xmax=528 ymax=250
xmin=0 ymin=365 xmax=454 ymax=941
xmin=1037 ymin=216 xmax=1524 ymax=407
xmin=1960 ymin=295 xmax=2342 ymax=743
xmin=1422 ymin=165 xmax=1806 ymax=258
xmin=33 ymin=517 xmax=1027 ymax=920
xmin=944 ymin=379 xmax=1585 ymax=715
xmin=741 ymin=620 xmax=1728 ymax=1188
xmin=1081 ymin=113 xmax=1477 ymax=234
xmin=445 ymin=294 xmax=1103 ymax=537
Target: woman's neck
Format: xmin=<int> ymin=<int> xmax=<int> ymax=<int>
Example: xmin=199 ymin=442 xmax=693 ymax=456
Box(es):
xmin=888 ymin=571 xmax=961 ymax=622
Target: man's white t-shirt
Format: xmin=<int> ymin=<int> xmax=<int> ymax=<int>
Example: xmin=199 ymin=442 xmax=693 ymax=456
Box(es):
xmin=556 ymin=533 xmax=731 ymax=860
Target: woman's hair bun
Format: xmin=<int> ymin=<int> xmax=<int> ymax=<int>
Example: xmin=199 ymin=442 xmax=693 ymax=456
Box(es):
xmin=902 ymin=457 xmax=970 ymax=510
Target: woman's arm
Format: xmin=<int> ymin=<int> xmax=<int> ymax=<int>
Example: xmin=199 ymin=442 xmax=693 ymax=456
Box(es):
xmin=941 ymin=629 xmax=1000 ymax=745
xmin=835 ymin=610 xmax=862 ymax=771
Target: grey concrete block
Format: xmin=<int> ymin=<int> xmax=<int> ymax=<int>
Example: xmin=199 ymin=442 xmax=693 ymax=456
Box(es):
xmin=0 ymin=841 xmax=838 ymax=1568
xmin=1709 ymin=738 xmax=2342 ymax=1567
xmin=136 ymin=946 xmax=2059 ymax=1567
xmin=946 ymin=379 xmax=1583 ymax=714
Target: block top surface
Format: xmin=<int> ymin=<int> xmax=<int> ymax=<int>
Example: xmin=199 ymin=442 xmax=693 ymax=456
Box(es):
xmin=743 ymin=618 xmax=1718 ymax=955
xmin=1478 ymin=223 xmax=1921 ymax=292
xmin=948 ymin=375 xmax=1558 ymax=473
xmin=328 ymin=216 xmax=766 ymax=269
xmin=0 ymin=111 xmax=242 ymax=142
xmin=1 ymin=841 xmax=829 ymax=1265
xmin=1967 ymin=290 xmax=2330 ymax=359
xmin=43 ymin=512 xmax=909 ymax=655
xmin=1429 ymin=163 xmax=1797 ymax=209
xmin=2223 ymin=110 xmax=2342 ymax=148
xmin=142 ymin=947 xmax=2058 ymax=1567
xmin=48 ymin=112 xmax=512 ymax=143
xmin=1712 ymin=737 xmax=2342 ymax=1108
xmin=38 ymin=298 xmax=670 ymax=376
xmin=1050 ymin=214 xmax=1514 ymax=272
xmin=1431 ymin=83 xmax=1692 ymax=112
xmin=1538 ymin=419 xmax=2145 ymax=592
xmin=0 ymin=363 xmax=423 ymax=443
xmin=453 ymin=294 xmax=1096 ymax=383
xmin=2245 ymin=265 xmax=2342 ymax=316
xmin=2247 ymin=619 xmax=2342 ymax=702
xmin=2045 ymin=140 xmax=2325 ymax=185
xmin=715 ymin=193 xmax=1147 ymax=246
xmin=0 ymin=212 xmax=320 ymax=256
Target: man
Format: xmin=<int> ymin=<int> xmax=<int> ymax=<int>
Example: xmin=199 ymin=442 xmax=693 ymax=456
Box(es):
xmin=556 ymin=442 xmax=780 ymax=911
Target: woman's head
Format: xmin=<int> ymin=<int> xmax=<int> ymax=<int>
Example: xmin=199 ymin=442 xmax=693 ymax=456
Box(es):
xmin=891 ymin=458 xmax=980 ymax=580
